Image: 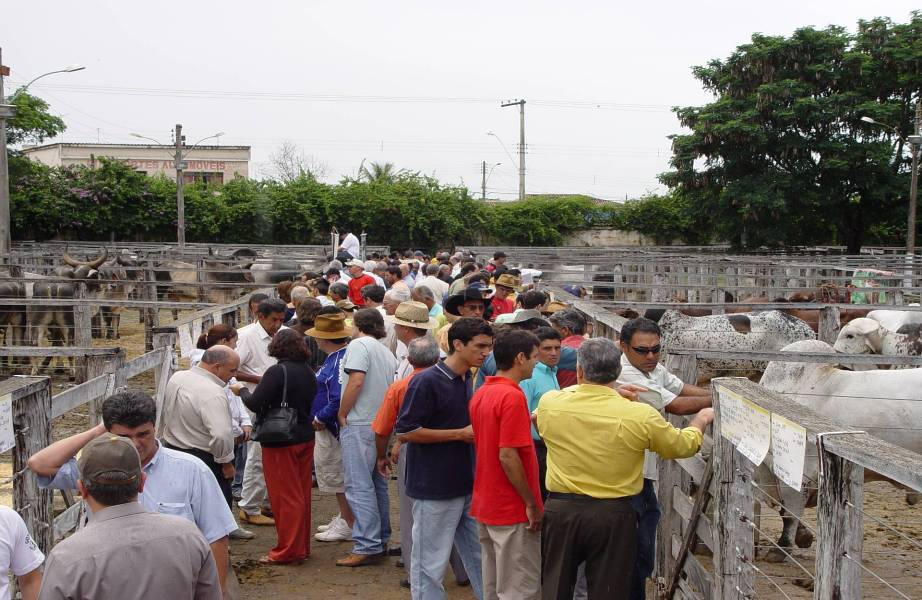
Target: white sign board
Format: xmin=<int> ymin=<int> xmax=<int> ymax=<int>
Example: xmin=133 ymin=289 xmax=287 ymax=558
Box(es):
xmin=178 ymin=324 xmax=195 ymax=358
xmin=718 ymin=388 xmax=771 ymax=466
xmin=211 ymin=311 xmax=224 ymax=326
xmin=191 ymin=318 xmax=203 ymax=346
xmin=771 ymin=413 xmax=807 ymax=491
xmin=0 ymin=394 xmax=14 ymax=453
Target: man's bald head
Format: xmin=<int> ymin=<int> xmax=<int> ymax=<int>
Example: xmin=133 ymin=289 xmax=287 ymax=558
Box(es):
xmin=199 ymin=345 xmax=240 ymax=384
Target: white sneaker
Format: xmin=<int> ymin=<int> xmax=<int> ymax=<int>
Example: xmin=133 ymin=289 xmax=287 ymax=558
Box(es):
xmin=314 ymin=518 xmax=353 ymax=542
xmin=317 ymin=514 xmax=342 ymax=533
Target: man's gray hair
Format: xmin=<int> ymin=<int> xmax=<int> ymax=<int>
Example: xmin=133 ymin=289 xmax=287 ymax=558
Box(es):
xmin=290 ymin=286 xmax=310 ymax=304
xmin=426 ymin=263 xmax=440 ymax=276
xmin=364 ymin=260 xmax=377 ymax=271
xmin=375 ymin=261 xmax=388 ymax=272
xmin=329 ymin=259 xmax=343 ymax=270
xmin=385 ymin=287 xmax=411 ymax=303
xmin=549 ymin=308 xmax=587 ymax=336
xmin=576 ymin=338 xmax=622 ymax=384
xmin=201 ymin=345 xmax=237 ymax=366
xmin=414 ymin=285 xmax=435 ymax=301
xmin=407 ymin=336 xmax=440 ymax=369
xmin=330 ymin=282 xmax=349 ymax=300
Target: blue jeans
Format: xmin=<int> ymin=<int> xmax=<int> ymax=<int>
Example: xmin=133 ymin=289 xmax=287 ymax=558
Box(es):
xmin=340 ymin=424 xmax=391 ymax=555
xmin=232 ymin=442 xmax=247 ymax=495
xmin=411 ymin=495 xmax=483 ymax=600
xmin=631 ymin=479 xmax=661 ymax=600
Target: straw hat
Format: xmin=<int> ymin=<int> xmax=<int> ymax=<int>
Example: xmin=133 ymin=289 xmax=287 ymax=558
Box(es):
xmin=495 ymin=273 xmax=522 ymax=291
xmin=307 ymin=312 xmax=354 ymax=339
xmin=542 ymin=301 xmax=569 ymax=315
xmin=335 ymin=299 xmax=356 ymax=311
xmin=386 ymin=301 xmax=438 ymax=329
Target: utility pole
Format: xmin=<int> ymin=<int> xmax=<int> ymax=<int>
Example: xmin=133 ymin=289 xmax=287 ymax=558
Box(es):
xmin=501 ymin=99 xmax=526 ymax=200
xmin=174 ymin=123 xmax=186 ymax=252
xmin=908 ymin=101 xmax=921 ymax=257
xmin=481 ymin=160 xmax=487 ymax=200
xmin=0 ymin=48 xmax=13 ymax=262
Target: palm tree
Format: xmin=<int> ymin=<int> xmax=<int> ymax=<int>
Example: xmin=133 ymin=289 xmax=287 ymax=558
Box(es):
xmin=359 ymin=161 xmax=403 ymax=183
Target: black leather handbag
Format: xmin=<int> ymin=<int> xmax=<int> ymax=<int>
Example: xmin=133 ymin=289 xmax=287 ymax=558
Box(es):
xmin=252 ymin=364 xmax=298 ymax=444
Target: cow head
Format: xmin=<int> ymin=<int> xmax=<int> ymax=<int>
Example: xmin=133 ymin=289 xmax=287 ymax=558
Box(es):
xmin=834 ymin=317 xmax=883 ymax=355
xmin=62 ymin=246 xmax=107 ymax=277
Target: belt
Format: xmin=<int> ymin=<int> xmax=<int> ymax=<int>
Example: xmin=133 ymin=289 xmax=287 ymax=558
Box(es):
xmin=547 ymin=492 xmax=633 ymax=505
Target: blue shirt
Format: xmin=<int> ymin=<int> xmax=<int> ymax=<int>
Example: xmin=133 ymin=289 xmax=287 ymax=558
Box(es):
xmin=475 ymin=346 xmax=577 ymax=391
xmin=396 ymin=361 xmax=475 ymax=500
xmin=312 ymin=346 xmax=347 ymax=437
xmin=519 ymin=362 xmax=560 ymax=440
xmin=37 ymin=441 xmax=236 ymax=543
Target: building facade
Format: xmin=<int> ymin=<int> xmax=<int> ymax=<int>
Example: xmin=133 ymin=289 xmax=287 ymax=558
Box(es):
xmin=22 ymin=142 xmax=250 ymax=185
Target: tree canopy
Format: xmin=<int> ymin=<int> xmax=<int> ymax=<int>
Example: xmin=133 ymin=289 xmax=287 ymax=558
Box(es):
xmin=6 ymin=90 xmax=67 ymax=146
xmin=661 ymin=13 xmax=922 ymax=252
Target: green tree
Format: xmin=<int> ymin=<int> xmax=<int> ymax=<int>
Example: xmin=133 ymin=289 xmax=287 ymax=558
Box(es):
xmin=6 ymin=90 xmax=66 ymax=146
xmin=661 ymin=14 xmax=922 ymax=252
xmin=358 ymin=161 xmax=404 ymax=184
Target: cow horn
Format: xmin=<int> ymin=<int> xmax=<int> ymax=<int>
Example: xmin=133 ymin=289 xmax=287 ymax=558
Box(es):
xmin=61 ymin=244 xmax=82 ymax=268
xmin=86 ymin=247 xmax=108 ymax=269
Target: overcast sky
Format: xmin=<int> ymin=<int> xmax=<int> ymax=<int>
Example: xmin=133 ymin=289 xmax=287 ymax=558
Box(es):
xmin=4 ymin=1 xmax=918 ymax=201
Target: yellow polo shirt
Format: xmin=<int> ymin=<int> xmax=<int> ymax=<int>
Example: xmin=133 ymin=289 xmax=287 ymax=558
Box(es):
xmin=535 ymin=384 xmax=703 ymax=498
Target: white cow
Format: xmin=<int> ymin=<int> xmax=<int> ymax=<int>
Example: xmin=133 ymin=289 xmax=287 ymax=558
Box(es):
xmin=867 ymin=305 xmax=922 ymax=332
xmin=659 ymin=310 xmax=815 ymax=380
xmin=833 ymin=317 xmax=922 ymax=363
xmin=758 ymin=340 xmax=922 ymax=559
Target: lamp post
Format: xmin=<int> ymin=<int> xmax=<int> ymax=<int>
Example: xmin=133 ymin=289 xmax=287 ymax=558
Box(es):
xmin=0 ymin=55 xmax=84 ymax=261
xmin=481 ymin=161 xmax=501 ymax=200
xmin=862 ymin=110 xmax=922 ymax=286
xmin=130 ymin=128 xmax=224 ymax=252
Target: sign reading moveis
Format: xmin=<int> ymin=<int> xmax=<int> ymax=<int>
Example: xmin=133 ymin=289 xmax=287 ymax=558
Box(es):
xmin=118 ymin=159 xmax=229 ymax=171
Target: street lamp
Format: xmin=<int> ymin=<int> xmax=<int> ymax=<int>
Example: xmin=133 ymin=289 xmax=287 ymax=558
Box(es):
xmin=480 ymin=161 xmax=501 ymax=200
xmin=130 ymin=129 xmax=224 ymax=251
xmin=0 ymin=53 xmax=85 ymax=260
xmin=486 ymin=131 xmax=518 ymax=170
xmin=862 ymin=110 xmax=922 ymax=286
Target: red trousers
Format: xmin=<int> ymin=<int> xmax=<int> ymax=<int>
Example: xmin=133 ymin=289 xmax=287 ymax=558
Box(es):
xmin=262 ymin=441 xmax=315 ymax=562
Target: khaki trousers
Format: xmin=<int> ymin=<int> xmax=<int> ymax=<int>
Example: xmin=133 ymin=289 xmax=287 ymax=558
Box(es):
xmin=478 ymin=521 xmax=541 ymax=600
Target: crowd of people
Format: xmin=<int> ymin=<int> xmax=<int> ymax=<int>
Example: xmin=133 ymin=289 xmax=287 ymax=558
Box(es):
xmin=4 ymin=245 xmax=714 ymax=600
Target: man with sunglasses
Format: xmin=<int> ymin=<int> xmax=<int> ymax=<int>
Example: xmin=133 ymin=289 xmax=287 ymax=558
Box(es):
xmin=617 ymin=317 xmax=712 ymax=600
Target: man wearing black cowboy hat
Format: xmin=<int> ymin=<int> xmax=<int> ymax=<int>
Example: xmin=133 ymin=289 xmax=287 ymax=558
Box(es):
xmin=437 ymin=285 xmax=495 ymax=353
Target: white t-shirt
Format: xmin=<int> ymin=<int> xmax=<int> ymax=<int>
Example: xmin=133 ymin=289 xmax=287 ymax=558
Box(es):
xmin=340 ymin=336 xmax=397 ymax=425
xmin=617 ymin=354 xmax=685 ymax=481
xmin=340 ymin=233 xmax=361 ymax=258
xmin=0 ymin=506 xmax=44 ymax=600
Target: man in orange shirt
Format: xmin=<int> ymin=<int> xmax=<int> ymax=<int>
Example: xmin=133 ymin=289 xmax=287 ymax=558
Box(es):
xmin=372 ymin=337 xmax=467 ymax=590
xmin=346 ymin=260 xmax=376 ymax=307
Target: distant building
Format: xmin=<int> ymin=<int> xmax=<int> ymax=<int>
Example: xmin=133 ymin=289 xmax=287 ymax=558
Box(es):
xmin=21 ymin=142 xmax=250 ymax=185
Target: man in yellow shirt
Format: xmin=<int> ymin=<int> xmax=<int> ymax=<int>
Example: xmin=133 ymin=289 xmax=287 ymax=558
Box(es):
xmin=535 ymin=338 xmax=713 ymax=600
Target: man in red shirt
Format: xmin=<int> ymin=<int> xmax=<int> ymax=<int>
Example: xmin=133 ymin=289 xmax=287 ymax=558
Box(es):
xmin=346 ymin=260 xmax=376 ymax=307
xmin=469 ymin=329 xmax=543 ymax=600
xmin=490 ymin=274 xmax=519 ymax=321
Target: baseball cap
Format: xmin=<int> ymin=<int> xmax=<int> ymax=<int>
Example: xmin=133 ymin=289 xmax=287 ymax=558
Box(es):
xmin=78 ymin=434 xmax=142 ymax=486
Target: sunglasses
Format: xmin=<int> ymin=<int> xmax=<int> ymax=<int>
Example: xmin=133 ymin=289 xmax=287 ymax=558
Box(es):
xmin=630 ymin=345 xmax=661 ymax=355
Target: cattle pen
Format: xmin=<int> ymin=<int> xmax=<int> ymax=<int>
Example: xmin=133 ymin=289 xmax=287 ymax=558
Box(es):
xmin=3 ymin=241 xmax=922 ymax=599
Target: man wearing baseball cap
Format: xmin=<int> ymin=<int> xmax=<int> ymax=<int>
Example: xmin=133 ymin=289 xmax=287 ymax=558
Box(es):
xmin=38 ymin=435 xmax=221 ymax=600
xmin=346 ymin=260 xmax=376 ymax=307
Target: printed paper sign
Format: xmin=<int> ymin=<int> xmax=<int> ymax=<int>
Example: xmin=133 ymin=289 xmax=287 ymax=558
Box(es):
xmin=0 ymin=394 xmax=14 ymax=453
xmin=211 ymin=311 xmax=224 ymax=326
xmin=771 ymin=413 xmax=807 ymax=491
xmin=718 ymin=388 xmax=771 ymax=466
xmin=191 ymin=318 xmax=203 ymax=345
xmin=178 ymin=325 xmax=195 ymax=358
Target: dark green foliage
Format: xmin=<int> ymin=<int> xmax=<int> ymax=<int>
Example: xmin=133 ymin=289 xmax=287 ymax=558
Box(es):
xmin=661 ymin=13 xmax=922 ymax=252
xmin=6 ymin=91 xmax=67 ymax=146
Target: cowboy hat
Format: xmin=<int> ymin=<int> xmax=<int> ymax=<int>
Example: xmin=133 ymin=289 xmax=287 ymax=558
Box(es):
xmin=494 ymin=273 xmax=522 ymax=291
xmin=307 ymin=312 xmax=354 ymax=339
xmin=505 ymin=309 xmax=549 ymax=327
xmin=386 ymin=301 xmax=438 ymax=329
xmin=541 ymin=301 xmax=569 ymax=315
xmin=444 ymin=286 xmax=495 ymax=317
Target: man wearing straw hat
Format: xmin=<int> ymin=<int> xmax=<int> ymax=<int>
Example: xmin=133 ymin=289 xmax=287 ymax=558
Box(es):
xmin=308 ymin=311 xmax=357 ymax=544
xmin=38 ymin=435 xmax=221 ymax=600
xmin=490 ymin=274 xmax=520 ymax=322
xmin=386 ymin=301 xmax=440 ymax=380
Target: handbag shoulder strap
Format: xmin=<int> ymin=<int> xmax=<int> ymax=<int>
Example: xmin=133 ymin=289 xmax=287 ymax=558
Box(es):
xmin=279 ymin=363 xmax=289 ymax=408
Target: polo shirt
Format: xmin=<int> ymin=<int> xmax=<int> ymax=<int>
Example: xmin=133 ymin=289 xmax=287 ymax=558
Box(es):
xmin=348 ymin=273 xmax=376 ymax=306
xmin=0 ymin=507 xmax=43 ymax=600
xmin=236 ymin=321 xmax=278 ymax=392
xmin=617 ymin=354 xmax=685 ymax=480
xmin=469 ymin=377 xmax=542 ymax=526
xmin=490 ymin=296 xmax=515 ymax=320
xmin=396 ymin=361 xmax=475 ymax=500
xmin=519 ymin=362 xmax=560 ymax=440
xmin=159 ymin=366 xmax=234 ymax=463
xmin=371 ymin=368 xmax=424 ymax=437
xmin=535 ymin=384 xmax=702 ymax=498
xmin=39 ymin=502 xmax=220 ymax=600
xmin=38 ymin=441 xmax=236 ymax=544
xmin=556 ymin=335 xmax=585 ymax=388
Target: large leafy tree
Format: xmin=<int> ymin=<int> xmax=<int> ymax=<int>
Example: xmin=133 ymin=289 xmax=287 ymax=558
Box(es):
xmin=6 ymin=90 xmax=66 ymax=146
xmin=661 ymin=14 xmax=922 ymax=252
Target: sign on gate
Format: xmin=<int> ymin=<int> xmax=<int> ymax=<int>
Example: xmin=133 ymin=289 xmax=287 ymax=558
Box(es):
xmin=718 ymin=388 xmax=771 ymax=465
xmin=0 ymin=394 xmax=14 ymax=453
xmin=770 ymin=414 xmax=807 ymax=491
